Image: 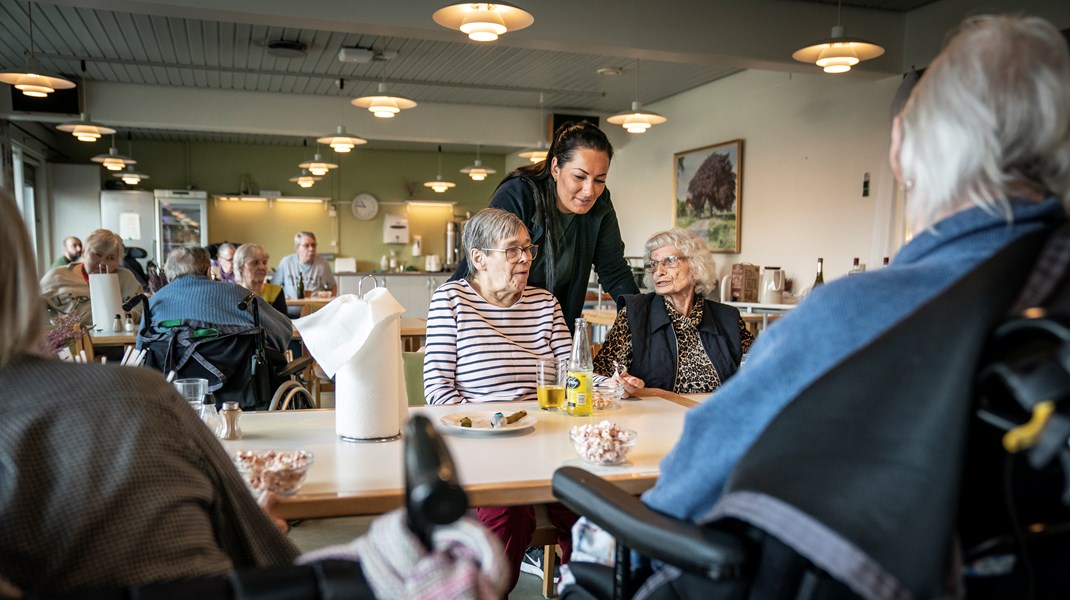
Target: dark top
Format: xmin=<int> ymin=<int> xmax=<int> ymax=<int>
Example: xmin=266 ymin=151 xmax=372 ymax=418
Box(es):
xmin=450 ymin=175 xmax=639 ymax=328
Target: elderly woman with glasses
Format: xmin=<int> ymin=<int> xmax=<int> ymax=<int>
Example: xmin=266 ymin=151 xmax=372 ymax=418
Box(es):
xmin=424 ymin=207 xmax=575 ymax=593
xmin=40 ymin=228 xmax=145 ymax=327
xmin=593 ymin=228 xmax=753 ymax=397
xmin=234 ymin=243 xmax=288 ymax=316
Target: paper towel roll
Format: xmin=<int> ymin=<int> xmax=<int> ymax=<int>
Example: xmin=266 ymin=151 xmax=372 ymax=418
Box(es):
xmin=294 ymin=288 xmax=408 ymax=441
xmin=88 ymin=273 xmax=123 ymax=333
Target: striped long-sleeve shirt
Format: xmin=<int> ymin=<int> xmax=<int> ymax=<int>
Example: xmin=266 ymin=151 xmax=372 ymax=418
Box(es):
xmin=423 ymin=280 xmax=572 ymax=404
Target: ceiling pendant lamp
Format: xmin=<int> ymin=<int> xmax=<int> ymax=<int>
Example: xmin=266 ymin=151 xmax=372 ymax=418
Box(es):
xmin=517 ymin=92 xmax=549 ymax=163
xmin=607 ymin=60 xmax=667 ymax=134
xmin=424 ymin=145 xmax=456 ymax=193
xmin=290 ymin=169 xmax=321 ymax=189
xmin=299 ymin=149 xmax=338 ymax=176
xmin=792 ymin=0 xmax=884 ymax=74
xmin=91 ymin=135 xmax=136 ymax=171
xmin=0 ymin=2 xmax=76 ymax=97
xmin=461 ymin=145 xmax=496 ymax=181
xmin=353 ymin=59 xmax=416 ymax=119
xmin=317 ymin=80 xmax=368 ymax=153
xmin=56 ymin=65 xmax=115 ymax=142
xmin=432 ymin=2 xmax=534 ymax=42
xmin=112 ymin=135 xmax=149 ymax=185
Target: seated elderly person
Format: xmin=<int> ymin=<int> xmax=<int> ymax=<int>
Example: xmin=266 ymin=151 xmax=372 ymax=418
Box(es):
xmin=593 ymin=228 xmax=753 ymax=396
xmin=0 ymin=191 xmax=297 ymax=595
xmin=423 ymin=207 xmax=574 ymax=593
xmin=40 ymin=228 xmax=144 ymax=327
xmin=139 ymin=246 xmax=292 ymax=352
xmin=235 ymin=243 xmax=288 ymax=316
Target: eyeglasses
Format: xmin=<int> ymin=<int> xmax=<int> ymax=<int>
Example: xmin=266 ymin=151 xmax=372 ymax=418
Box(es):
xmin=645 ymin=255 xmax=688 ymax=272
xmin=482 ymin=244 xmax=539 ymax=263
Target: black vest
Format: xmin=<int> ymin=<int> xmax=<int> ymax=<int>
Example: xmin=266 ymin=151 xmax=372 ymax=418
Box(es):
xmin=624 ymin=293 xmax=744 ymax=391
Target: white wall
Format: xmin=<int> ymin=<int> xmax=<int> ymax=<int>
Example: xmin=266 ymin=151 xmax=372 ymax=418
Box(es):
xmin=606 ymin=69 xmax=903 ymax=288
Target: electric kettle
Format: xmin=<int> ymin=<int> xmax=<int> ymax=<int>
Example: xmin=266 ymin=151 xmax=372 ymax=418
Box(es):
xmin=760 ymin=267 xmax=785 ymax=305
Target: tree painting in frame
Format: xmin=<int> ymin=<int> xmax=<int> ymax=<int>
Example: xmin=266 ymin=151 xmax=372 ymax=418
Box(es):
xmin=673 ymin=139 xmax=743 ymax=253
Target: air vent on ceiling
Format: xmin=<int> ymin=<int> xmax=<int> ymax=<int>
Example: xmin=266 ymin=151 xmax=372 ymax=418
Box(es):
xmin=266 ymin=40 xmax=308 ymax=59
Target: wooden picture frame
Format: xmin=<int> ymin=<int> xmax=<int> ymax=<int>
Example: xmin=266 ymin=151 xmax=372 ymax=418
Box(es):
xmin=673 ymin=139 xmax=744 ymax=253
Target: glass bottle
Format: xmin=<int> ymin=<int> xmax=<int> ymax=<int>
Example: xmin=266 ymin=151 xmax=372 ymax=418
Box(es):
xmin=566 ymin=318 xmax=593 ymax=417
xmin=813 ymin=258 xmax=825 ymax=288
xmin=200 ymin=393 xmax=222 ymax=436
xmin=219 ymin=401 xmax=243 ymax=440
xmin=297 ymin=273 xmax=306 ymax=299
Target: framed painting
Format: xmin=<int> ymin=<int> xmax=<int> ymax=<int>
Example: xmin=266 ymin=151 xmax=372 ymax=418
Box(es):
xmin=673 ymin=139 xmax=744 ymax=253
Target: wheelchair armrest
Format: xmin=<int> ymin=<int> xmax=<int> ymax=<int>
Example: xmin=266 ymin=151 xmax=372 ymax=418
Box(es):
xmin=552 ymin=466 xmax=748 ymax=579
xmin=277 ymin=354 xmax=313 ymax=378
xmin=405 ymin=415 xmax=468 ymax=550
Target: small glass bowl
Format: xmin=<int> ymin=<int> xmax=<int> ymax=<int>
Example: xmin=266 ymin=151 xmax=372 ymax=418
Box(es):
xmin=570 ymin=422 xmax=637 ymax=466
xmin=592 ymin=379 xmax=624 ymax=411
xmin=233 ymin=449 xmax=314 ymax=497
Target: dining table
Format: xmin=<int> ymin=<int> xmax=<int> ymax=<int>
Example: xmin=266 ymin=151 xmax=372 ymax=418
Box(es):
xmin=220 ymin=391 xmax=697 ymax=520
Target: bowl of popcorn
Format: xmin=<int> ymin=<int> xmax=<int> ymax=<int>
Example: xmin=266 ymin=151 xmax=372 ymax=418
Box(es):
xmin=233 ymin=449 xmax=314 ymax=497
xmin=592 ymin=379 xmax=624 ymax=411
xmin=570 ymin=421 xmax=637 ymax=466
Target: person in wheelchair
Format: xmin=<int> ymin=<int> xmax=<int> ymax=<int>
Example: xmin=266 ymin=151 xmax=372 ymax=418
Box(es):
xmin=140 ymin=246 xmax=292 ymax=354
xmin=0 ymin=190 xmax=299 ymax=595
xmin=561 ymin=14 xmax=1070 ymax=599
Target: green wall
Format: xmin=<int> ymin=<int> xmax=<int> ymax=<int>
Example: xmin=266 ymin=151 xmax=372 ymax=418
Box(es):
xmin=57 ymin=137 xmax=504 ymax=270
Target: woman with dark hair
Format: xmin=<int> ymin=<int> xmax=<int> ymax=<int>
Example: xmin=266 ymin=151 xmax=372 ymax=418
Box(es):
xmin=452 ymin=121 xmax=639 ymax=328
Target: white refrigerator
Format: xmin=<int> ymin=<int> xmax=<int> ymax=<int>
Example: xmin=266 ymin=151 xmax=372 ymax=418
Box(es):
xmin=100 ymin=189 xmax=208 ymax=268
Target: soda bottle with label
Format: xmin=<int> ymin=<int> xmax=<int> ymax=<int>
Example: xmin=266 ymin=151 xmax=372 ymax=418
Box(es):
xmin=566 ymin=318 xmax=593 ymax=416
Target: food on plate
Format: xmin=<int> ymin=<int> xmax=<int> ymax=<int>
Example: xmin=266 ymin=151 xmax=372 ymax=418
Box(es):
xmin=459 ymin=416 xmax=473 ymax=428
xmin=505 ymin=410 xmax=527 ymax=424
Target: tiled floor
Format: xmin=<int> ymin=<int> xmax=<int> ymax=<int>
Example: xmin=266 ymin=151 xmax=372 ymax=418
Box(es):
xmin=288 ymin=515 xmax=549 ymax=599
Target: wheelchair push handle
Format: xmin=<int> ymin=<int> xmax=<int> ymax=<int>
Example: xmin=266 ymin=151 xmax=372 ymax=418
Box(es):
xmin=404 ymin=415 xmax=468 ymax=551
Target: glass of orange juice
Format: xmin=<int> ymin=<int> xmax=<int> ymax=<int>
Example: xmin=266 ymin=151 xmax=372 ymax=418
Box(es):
xmin=536 ymin=358 xmax=566 ymax=410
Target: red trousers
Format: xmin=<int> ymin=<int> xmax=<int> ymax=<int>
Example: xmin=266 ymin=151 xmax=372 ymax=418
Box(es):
xmin=475 ymin=503 xmax=578 ymax=592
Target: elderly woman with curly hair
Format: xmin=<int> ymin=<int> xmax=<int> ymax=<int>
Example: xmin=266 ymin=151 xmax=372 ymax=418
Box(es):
xmin=593 ymin=228 xmax=753 ymax=396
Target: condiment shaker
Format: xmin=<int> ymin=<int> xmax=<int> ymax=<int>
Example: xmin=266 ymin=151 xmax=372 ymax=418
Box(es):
xmin=200 ymin=393 xmax=222 ymax=436
xmin=123 ymin=312 xmax=135 ymax=332
xmin=112 ymin=314 xmax=122 ymax=332
xmin=219 ymin=401 xmax=243 ymax=440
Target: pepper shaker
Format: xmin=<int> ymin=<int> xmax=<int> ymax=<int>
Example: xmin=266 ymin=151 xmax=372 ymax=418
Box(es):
xmin=219 ymin=401 xmax=243 ymax=440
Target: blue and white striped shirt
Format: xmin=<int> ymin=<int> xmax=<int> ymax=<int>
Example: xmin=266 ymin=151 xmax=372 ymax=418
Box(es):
xmin=423 ymin=280 xmax=572 ymax=404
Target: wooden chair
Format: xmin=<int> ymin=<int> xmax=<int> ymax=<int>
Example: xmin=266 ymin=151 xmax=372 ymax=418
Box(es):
xmin=531 ymin=505 xmax=561 ymax=598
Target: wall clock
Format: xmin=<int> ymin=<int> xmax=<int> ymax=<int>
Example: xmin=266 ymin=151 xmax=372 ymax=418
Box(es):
xmin=351 ymin=193 xmax=379 ymax=221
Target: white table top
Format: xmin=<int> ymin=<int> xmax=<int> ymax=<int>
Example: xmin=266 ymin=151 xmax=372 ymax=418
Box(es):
xmin=221 ymin=396 xmax=692 ymax=519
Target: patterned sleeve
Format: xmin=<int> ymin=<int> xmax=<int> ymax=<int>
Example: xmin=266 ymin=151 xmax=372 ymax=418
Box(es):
xmin=738 ymin=316 xmax=755 ymax=354
xmin=592 ymin=307 xmax=632 ymax=377
xmin=422 ymin=285 xmax=464 ymax=404
xmin=551 ymin=298 xmax=573 ymax=362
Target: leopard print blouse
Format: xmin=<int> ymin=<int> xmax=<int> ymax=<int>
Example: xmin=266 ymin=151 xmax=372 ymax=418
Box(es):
xmin=592 ymin=295 xmax=754 ymax=394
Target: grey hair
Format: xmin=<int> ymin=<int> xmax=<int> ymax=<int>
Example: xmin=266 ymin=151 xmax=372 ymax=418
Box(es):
xmin=644 ymin=228 xmax=717 ymax=298
xmin=164 ymin=246 xmax=211 ymax=280
xmin=294 ymin=231 xmax=317 ymax=247
xmin=83 ymin=229 xmax=124 ymax=258
xmin=462 ymin=208 xmax=528 ymax=279
xmin=216 ymin=242 xmax=236 ymax=256
xmin=898 ymin=15 xmax=1070 ymax=231
xmin=234 ymin=243 xmax=269 ymax=283
xmin=0 ymin=191 xmax=44 ymax=366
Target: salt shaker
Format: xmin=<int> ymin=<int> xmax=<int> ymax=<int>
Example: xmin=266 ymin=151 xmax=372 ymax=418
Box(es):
xmin=200 ymin=393 xmax=221 ymax=436
xmin=112 ymin=314 xmax=122 ymax=332
xmin=219 ymin=401 xmax=243 ymax=440
xmin=123 ymin=312 xmax=135 ymax=332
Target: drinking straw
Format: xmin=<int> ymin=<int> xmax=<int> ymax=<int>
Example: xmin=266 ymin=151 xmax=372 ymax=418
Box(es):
xmin=121 ymin=346 xmax=134 ymax=366
xmin=165 ymin=370 xmax=176 ymax=383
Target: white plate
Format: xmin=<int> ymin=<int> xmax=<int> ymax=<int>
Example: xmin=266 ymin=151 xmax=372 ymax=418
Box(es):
xmin=439 ymin=411 xmax=537 ymax=434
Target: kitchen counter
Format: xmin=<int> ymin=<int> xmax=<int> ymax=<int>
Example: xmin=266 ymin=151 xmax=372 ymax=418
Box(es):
xmin=336 ymin=272 xmax=454 ymax=319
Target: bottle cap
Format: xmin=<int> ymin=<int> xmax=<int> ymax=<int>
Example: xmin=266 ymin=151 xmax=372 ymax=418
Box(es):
xmin=203 ymin=393 xmax=217 ymax=405
xmin=222 ymin=401 xmax=240 ymax=410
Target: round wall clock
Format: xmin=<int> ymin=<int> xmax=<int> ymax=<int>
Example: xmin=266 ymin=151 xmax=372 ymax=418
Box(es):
xmin=351 ymin=193 xmax=379 ymax=221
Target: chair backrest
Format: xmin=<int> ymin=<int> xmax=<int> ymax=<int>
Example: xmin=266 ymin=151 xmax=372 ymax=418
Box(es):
xmin=403 ymin=351 xmax=425 ymax=406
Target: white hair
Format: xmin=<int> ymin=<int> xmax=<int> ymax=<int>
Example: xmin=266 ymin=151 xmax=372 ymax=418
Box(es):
xmin=898 ymin=15 xmax=1070 ymax=231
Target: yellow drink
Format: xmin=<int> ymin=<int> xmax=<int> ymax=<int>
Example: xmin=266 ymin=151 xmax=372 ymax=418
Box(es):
xmin=566 ymin=370 xmax=593 ymax=416
xmin=537 ymin=385 xmax=565 ymax=410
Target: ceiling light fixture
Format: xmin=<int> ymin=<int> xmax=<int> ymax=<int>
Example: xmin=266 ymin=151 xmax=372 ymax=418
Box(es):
xmin=290 ymin=169 xmax=321 ymax=189
xmin=432 ymin=2 xmax=534 ymax=42
xmin=792 ymin=0 xmax=884 ymax=74
xmin=424 ymin=145 xmax=456 ymax=193
xmin=352 ymin=55 xmax=416 ymax=119
xmin=56 ymin=62 xmax=115 ymax=142
xmin=299 ymin=149 xmax=338 ymax=176
xmin=461 ymin=144 xmax=496 ymax=181
xmin=91 ymin=135 xmax=136 ymax=171
xmin=517 ymin=92 xmax=549 ymax=163
xmin=607 ymin=59 xmax=667 ymax=134
xmin=113 ymin=134 xmax=149 ymax=185
xmin=318 ymin=80 xmax=368 ymax=153
xmin=0 ymin=2 xmax=76 ymax=97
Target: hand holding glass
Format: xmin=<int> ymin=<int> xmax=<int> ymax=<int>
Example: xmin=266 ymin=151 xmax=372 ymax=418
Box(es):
xmin=536 ymin=358 xmax=566 ymax=410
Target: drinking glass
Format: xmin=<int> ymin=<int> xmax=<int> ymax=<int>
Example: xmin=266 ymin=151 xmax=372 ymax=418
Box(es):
xmin=536 ymin=358 xmax=566 ymax=411
xmin=174 ymin=378 xmax=208 ymax=411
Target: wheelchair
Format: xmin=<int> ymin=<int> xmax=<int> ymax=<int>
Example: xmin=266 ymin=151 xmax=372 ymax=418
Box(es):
xmin=128 ymin=292 xmax=315 ymax=411
xmin=553 ymin=225 xmax=1070 ymax=600
xmin=29 ymin=415 xmax=469 ymax=600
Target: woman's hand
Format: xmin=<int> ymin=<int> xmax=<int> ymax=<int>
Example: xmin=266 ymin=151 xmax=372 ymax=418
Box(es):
xmin=257 ymin=490 xmax=291 ymax=535
xmin=612 ymin=364 xmax=645 ymax=398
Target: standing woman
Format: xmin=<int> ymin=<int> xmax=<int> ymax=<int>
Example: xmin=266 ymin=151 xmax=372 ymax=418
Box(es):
xmin=452 ymin=121 xmax=639 ymax=328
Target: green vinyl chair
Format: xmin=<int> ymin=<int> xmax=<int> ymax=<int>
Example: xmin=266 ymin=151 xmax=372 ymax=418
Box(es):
xmin=403 ymin=351 xmax=426 ymax=406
